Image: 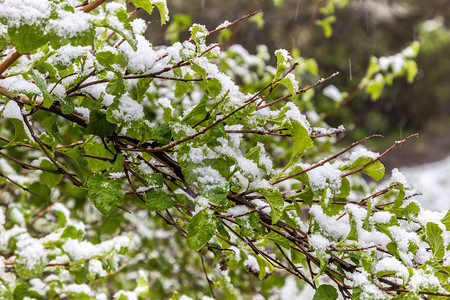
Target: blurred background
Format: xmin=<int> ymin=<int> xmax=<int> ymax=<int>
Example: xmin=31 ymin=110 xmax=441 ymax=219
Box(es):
xmin=144 ymin=0 xmax=450 ymax=210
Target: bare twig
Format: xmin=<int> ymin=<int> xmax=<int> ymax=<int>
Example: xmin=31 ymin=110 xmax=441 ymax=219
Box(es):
xmin=272 ymin=134 xmax=383 ymax=185
xmin=341 ymin=133 xmax=418 ymax=178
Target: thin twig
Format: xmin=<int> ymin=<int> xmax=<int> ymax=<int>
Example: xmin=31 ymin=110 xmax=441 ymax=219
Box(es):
xmin=200 ymin=252 xmax=216 ymax=299
xmin=257 ymin=71 xmax=339 ymax=110
xmin=341 ymin=133 xmax=418 ymax=178
xmin=271 ymin=134 xmax=383 ymax=185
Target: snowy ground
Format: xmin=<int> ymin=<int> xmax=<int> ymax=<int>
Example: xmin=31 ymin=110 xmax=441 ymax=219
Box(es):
xmin=400 ymin=155 xmax=450 ymax=211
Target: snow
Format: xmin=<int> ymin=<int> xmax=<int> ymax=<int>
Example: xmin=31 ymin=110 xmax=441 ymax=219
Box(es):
xmin=351 ymin=271 xmax=385 ymax=299
xmin=16 ymin=237 xmax=47 ymax=268
xmin=189 ymin=23 xmax=208 ymax=41
xmin=274 ymin=49 xmax=292 ymax=68
xmin=374 ymin=257 xmax=409 ymax=280
xmin=29 ymin=278 xmax=49 ymax=296
xmin=309 ymin=205 xmax=350 ymax=241
xmin=300 ymin=162 xmax=342 ymax=193
xmin=62 ymin=235 xmax=130 ymax=261
xmin=2 ymin=100 xmax=33 ymax=139
xmin=158 ymin=97 xmax=173 ymax=110
xmin=89 ymin=259 xmax=106 ymax=277
xmin=216 ymin=20 xmax=231 ymax=29
xmin=389 ymin=168 xmax=411 ymax=189
xmin=52 ymin=203 xmax=71 ymax=221
xmin=63 ymin=284 xmax=93 ymax=296
xmin=309 ymin=234 xmax=331 ymax=254
xmin=227 ymin=206 xmax=250 ymax=217
xmin=422 ymin=18 xmax=442 ymax=32
xmin=244 ymin=254 xmax=259 ymax=273
xmin=74 ymin=107 xmax=90 ymax=120
xmin=195 ymin=166 xmax=228 ymax=192
xmin=109 ymin=172 xmax=126 ymax=179
xmin=285 ymin=102 xmax=311 ymax=133
xmin=130 ymin=18 xmax=147 ymax=35
xmin=49 ymin=9 xmax=94 ymax=38
xmin=110 ymin=94 xmax=145 ymax=123
xmin=323 ymin=85 xmax=342 ymax=101
xmin=312 ymin=125 xmax=345 ymax=136
xmin=400 ymin=156 xmax=450 ymax=211
xmin=0 ymin=0 xmax=50 ymax=26
xmin=408 ymin=269 xmax=441 ymax=293
xmin=0 ymin=75 xmax=41 ymax=94
xmin=49 ymin=45 xmax=91 ymax=67
xmin=370 ymin=211 xmax=394 ymax=224
xmin=119 ymin=35 xmax=157 ymax=73
xmin=283 ymin=73 xmax=299 ymax=92
xmin=114 ymin=291 xmax=138 ymax=300
xmin=348 ymin=146 xmax=379 ymax=164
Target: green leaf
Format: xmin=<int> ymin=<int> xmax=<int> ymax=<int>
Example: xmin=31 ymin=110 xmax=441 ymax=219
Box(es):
xmin=13 ymin=282 xmax=29 ymax=300
xmin=136 ymin=78 xmax=153 ymax=102
xmin=42 ymin=116 xmax=61 ymax=142
xmin=190 ymin=24 xmax=208 ymax=45
xmin=69 ymin=260 xmax=89 ymax=284
xmin=145 ymin=189 xmax=175 ymax=211
xmin=181 ymin=96 xmax=208 ymax=127
xmin=365 ymin=74 xmax=385 ymax=101
xmin=313 ymin=284 xmax=338 ymax=300
xmin=61 ymin=225 xmax=84 ymax=240
xmin=266 ymin=231 xmax=290 ymax=248
xmin=149 ymin=123 xmax=172 ymax=145
xmin=261 ymin=189 xmax=284 ymax=224
xmin=405 ymin=60 xmax=418 ymax=83
xmin=336 ymin=177 xmax=350 ymax=198
xmin=289 ymin=120 xmax=313 ymax=167
xmin=106 ymin=73 xmax=125 ymax=96
xmin=274 ymin=49 xmax=291 ymax=79
xmin=40 ymin=159 xmax=63 ymax=188
xmin=174 ymin=80 xmax=189 ymax=98
xmin=315 ymin=16 xmax=336 ymax=38
xmin=129 ymin=0 xmax=154 ymax=15
xmin=87 ymin=174 xmax=125 ymax=216
xmin=87 ymin=110 xmax=117 ymax=137
xmin=343 ymin=210 xmax=359 ymax=242
xmin=426 ymin=222 xmax=445 ymax=259
xmin=15 ymin=251 xmax=47 ymax=279
xmin=84 ymin=143 xmax=113 ymax=172
xmin=404 ymin=202 xmax=420 ymax=220
xmin=30 ymin=69 xmax=53 ymax=108
xmin=361 ymin=160 xmax=385 ymax=181
xmin=8 ymin=24 xmax=47 ymax=53
xmin=441 ymin=210 xmax=450 ymax=231
xmin=279 ymin=74 xmax=298 ymax=95
xmin=207 ymin=78 xmax=222 ymax=98
xmin=2 ymin=102 xmax=30 ymax=142
xmin=154 ymin=1 xmax=169 ymax=25
xmin=364 ymin=56 xmax=381 ymax=80
xmin=186 ymin=209 xmax=218 ymax=251
xmin=96 ymin=51 xmax=127 ymax=70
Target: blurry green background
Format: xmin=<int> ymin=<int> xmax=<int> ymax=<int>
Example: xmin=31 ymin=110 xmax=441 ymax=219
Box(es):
xmin=144 ymin=0 xmax=450 ymax=169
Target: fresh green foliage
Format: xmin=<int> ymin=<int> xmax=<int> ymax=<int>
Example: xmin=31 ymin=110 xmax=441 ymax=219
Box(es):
xmin=0 ymin=1 xmax=447 ymax=299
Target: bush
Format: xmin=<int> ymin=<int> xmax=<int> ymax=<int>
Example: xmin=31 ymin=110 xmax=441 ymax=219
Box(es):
xmin=0 ymin=0 xmax=448 ymax=299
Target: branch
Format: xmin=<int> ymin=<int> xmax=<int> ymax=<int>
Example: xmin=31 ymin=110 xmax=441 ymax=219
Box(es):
xmin=81 ymin=0 xmax=106 ymax=13
xmin=0 ymin=50 xmax=22 ymax=77
xmin=341 ymin=133 xmax=418 ymax=178
xmin=0 ymin=170 xmax=38 ymax=196
xmin=271 ymin=134 xmax=383 ymax=185
xmin=21 ymin=113 xmax=86 ymax=188
xmin=257 ymin=71 xmax=340 ymax=110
